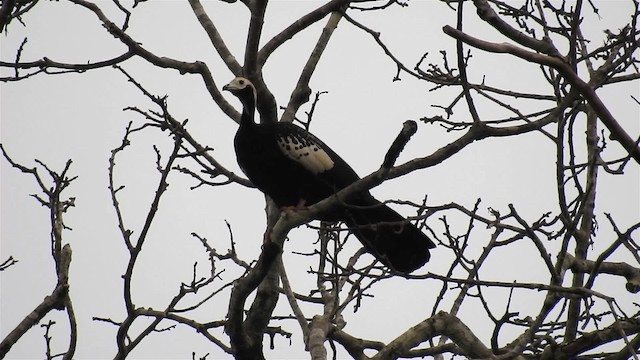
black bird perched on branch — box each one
[223,76,435,274]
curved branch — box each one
[330,329,385,359]
[454,0,481,124]
[135,308,232,353]
[372,311,493,360]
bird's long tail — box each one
[342,196,435,274]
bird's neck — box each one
[239,93,257,127]
[241,107,256,128]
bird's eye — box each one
[239,79,245,85]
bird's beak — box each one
[222,84,231,92]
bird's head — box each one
[223,77,257,109]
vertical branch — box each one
[243,258,280,350]
[565,4,599,337]
[0,147,76,358]
[104,69,198,357]
[225,241,281,360]
[241,0,278,124]
[438,205,498,348]
[279,258,310,340]
[188,0,243,75]
[308,314,331,360]
[226,196,283,360]
[49,159,74,275]
[454,0,481,124]
[431,199,481,318]
[113,133,184,359]
[280,11,343,123]
[61,293,77,360]
[244,0,268,75]
[565,105,600,341]
[307,223,342,360]
[553,96,582,283]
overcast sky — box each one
[1,1,639,359]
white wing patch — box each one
[277,134,334,174]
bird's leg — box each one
[263,224,272,244]
[280,198,307,213]
[264,199,306,244]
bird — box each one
[223,76,435,274]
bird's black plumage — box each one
[223,77,435,274]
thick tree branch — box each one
[0,272,70,357]
[243,259,280,353]
[244,0,267,74]
[382,120,417,168]
[472,0,562,57]
[372,311,494,360]
[563,253,640,294]
[560,318,640,359]
[225,242,281,360]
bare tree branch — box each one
[0,146,76,358]
[188,0,243,75]
[281,11,343,123]
[442,25,640,164]
[373,311,494,360]
[2,1,638,359]
[257,0,352,67]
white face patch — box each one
[277,133,334,174]
[225,77,257,105]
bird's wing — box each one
[275,123,335,175]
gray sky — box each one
[1,1,639,359]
